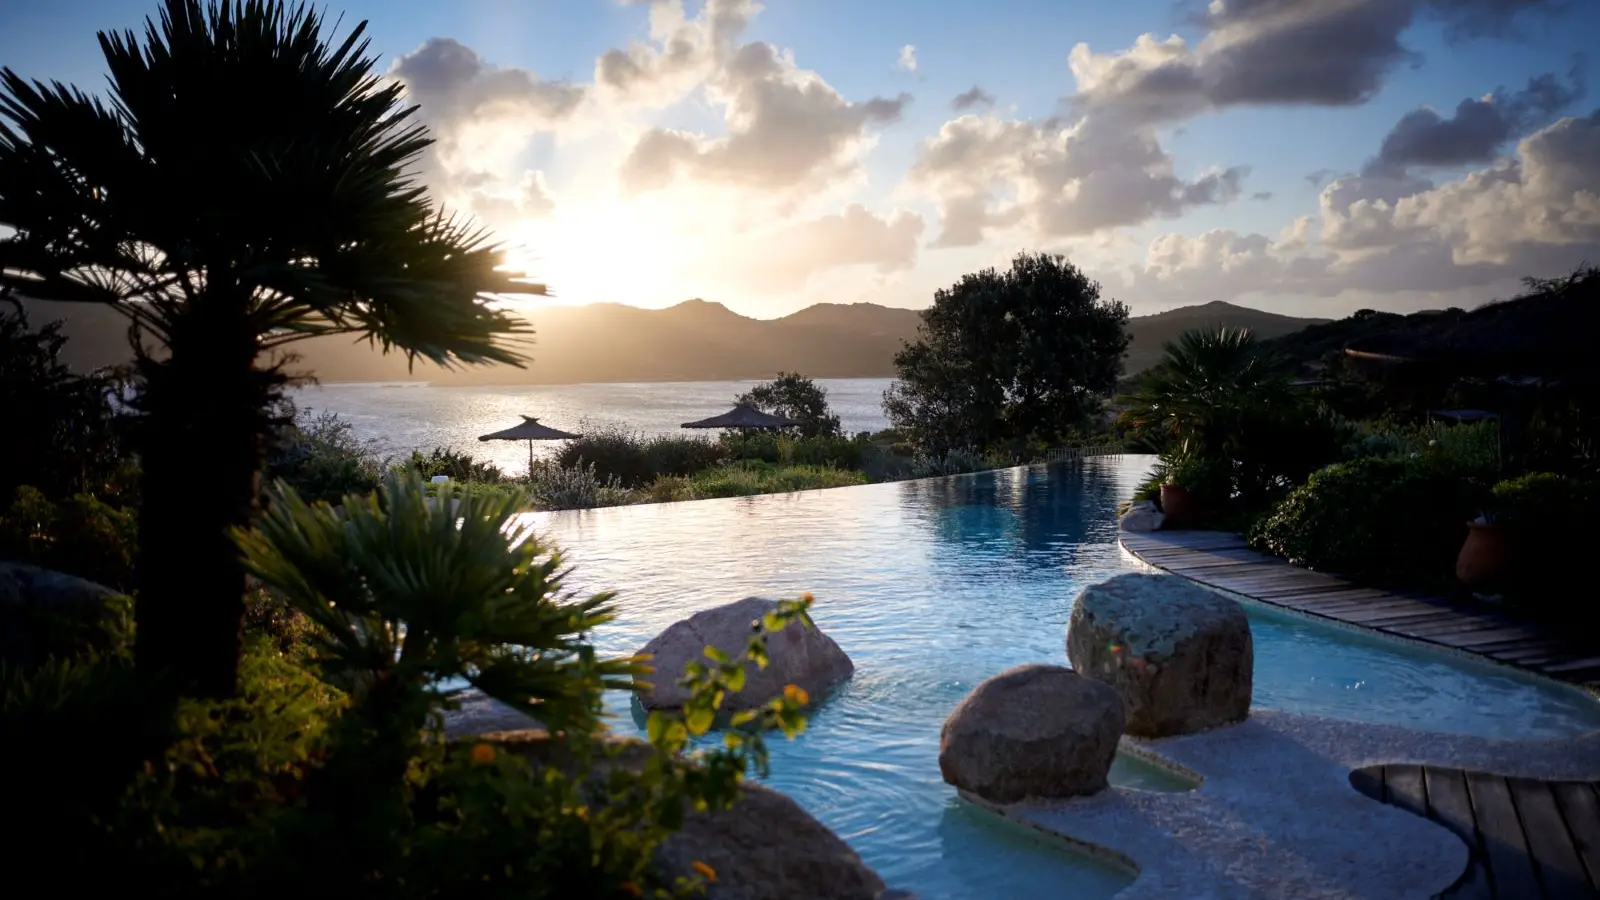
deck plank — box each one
[1120,531,1600,687]
[1385,764,1429,819]
[1550,782,1600,892]
[1467,771,1546,899]
[1508,778,1593,897]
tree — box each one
[0,295,131,502]
[736,372,842,439]
[883,251,1130,455]
[0,0,543,698]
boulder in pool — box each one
[636,596,854,711]
[1119,500,1165,533]
[478,729,894,899]
[1067,572,1253,738]
[938,663,1124,804]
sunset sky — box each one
[3,0,1598,319]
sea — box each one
[288,378,895,475]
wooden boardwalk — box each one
[1352,764,1600,899]
[1119,530,1600,690]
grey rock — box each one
[1068,572,1253,738]
[478,729,887,899]
[636,596,854,711]
[939,663,1125,804]
[1119,500,1165,533]
[0,562,127,666]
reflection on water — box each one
[512,456,1600,900]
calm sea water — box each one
[494,457,1600,900]
[290,379,894,474]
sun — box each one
[499,198,694,310]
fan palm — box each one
[0,0,543,697]
[1123,326,1294,460]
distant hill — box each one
[1122,301,1332,375]
[16,296,1329,385]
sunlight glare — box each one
[502,199,692,309]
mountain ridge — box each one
[17,296,1330,385]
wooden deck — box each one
[1351,764,1600,899]
[1119,530,1600,690]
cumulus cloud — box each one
[707,204,926,293]
[898,45,918,73]
[908,112,1247,246]
[594,0,758,107]
[1122,109,1600,305]
[951,85,996,111]
[469,170,557,226]
[620,41,911,194]
[1365,65,1585,174]
[389,38,585,219]
[1067,0,1569,126]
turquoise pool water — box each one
[510,455,1600,900]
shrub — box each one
[0,485,138,591]
[643,435,729,478]
[1248,457,1489,587]
[645,475,698,503]
[527,461,634,510]
[265,410,383,504]
[1347,418,1501,479]
[1488,472,1596,616]
[689,461,866,499]
[399,446,505,483]
[556,424,654,488]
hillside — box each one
[1123,301,1332,374]
[18,296,1328,384]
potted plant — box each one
[1158,453,1218,529]
[1455,507,1513,590]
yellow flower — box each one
[783,683,810,705]
[692,861,718,882]
[469,743,496,766]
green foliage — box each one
[0,303,135,502]
[1486,472,1597,616]
[686,461,868,499]
[1122,326,1351,517]
[1248,457,1489,587]
[735,373,842,439]
[0,485,139,590]
[885,251,1131,455]
[528,460,636,510]
[720,432,867,469]
[558,424,657,487]
[1347,418,1502,479]
[265,408,385,505]
[242,588,320,660]
[644,436,731,478]
[399,446,506,483]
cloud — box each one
[1066,0,1570,127]
[389,38,585,220]
[706,204,926,293]
[594,0,759,107]
[1365,64,1585,174]
[898,45,918,73]
[951,85,996,111]
[1121,109,1600,305]
[620,41,911,194]
[469,170,557,226]
[392,37,586,127]
[907,112,1248,246]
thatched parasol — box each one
[681,403,796,431]
[479,416,581,472]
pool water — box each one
[509,456,1600,900]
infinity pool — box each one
[513,455,1600,900]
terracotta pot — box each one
[1159,483,1197,529]
[1455,521,1514,589]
